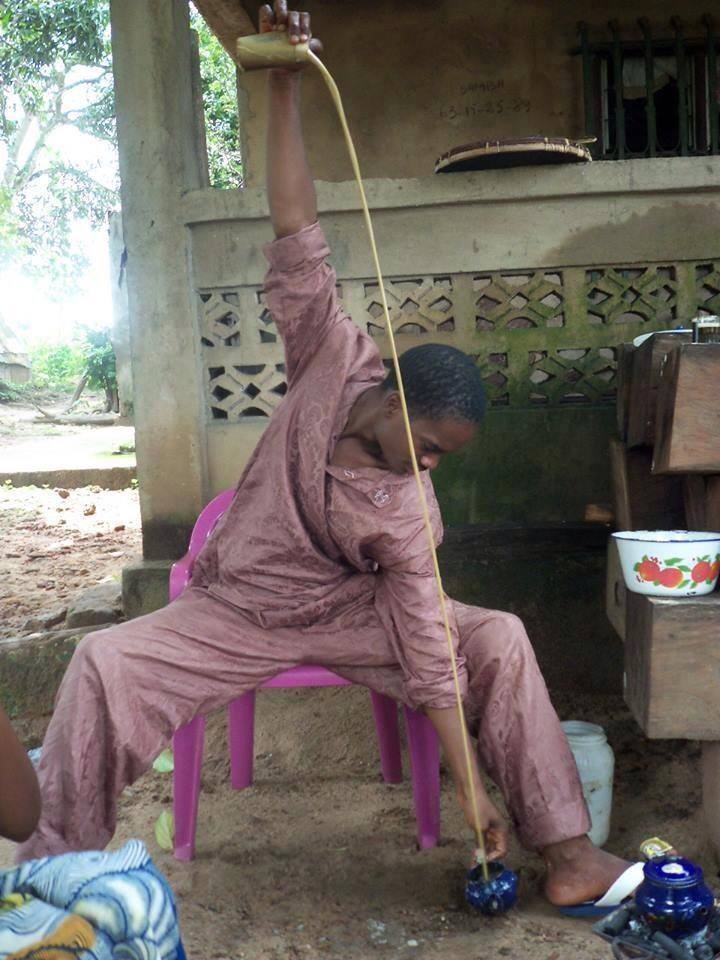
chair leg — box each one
[172,714,206,861]
[404,706,441,849]
[370,691,403,783]
[228,691,256,790]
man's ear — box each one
[383,390,402,416]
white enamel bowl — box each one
[612,530,720,597]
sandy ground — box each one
[0,484,141,637]
[0,397,715,959]
[110,693,712,960]
[2,691,711,960]
[0,391,140,637]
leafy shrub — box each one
[29,342,85,389]
[29,328,117,404]
[82,327,116,394]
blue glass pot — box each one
[465,861,518,916]
[635,856,715,939]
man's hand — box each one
[259,1,322,63]
[458,789,508,862]
[425,705,509,861]
[260,1,309,42]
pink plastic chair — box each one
[169,489,440,860]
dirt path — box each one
[0,391,135,472]
[0,429,135,472]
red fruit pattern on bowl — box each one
[657,567,683,588]
[633,553,720,592]
[636,559,661,582]
[691,560,714,583]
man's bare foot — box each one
[542,835,633,906]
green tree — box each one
[0,0,242,293]
[191,7,243,189]
[0,0,116,289]
[27,328,118,410]
[81,326,117,412]
[29,341,85,388]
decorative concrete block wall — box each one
[182,158,720,524]
[197,259,715,421]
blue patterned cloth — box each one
[0,839,186,958]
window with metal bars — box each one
[575,17,719,159]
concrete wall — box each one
[439,525,624,694]
[0,313,30,383]
[185,157,720,524]
[238,0,712,184]
[112,0,720,565]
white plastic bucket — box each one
[561,720,615,846]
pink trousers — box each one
[18,587,589,861]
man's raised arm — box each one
[262,2,320,238]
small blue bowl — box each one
[465,861,518,916]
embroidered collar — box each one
[326,462,430,509]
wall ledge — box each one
[182,155,720,225]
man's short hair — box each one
[383,344,486,423]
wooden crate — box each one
[606,538,626,641]
[625,592,720,738]
[680,476,720,531]
[609,438,685,530]
[708,476,720,530]
[683,475,708,529]
[615,342,635,442]
[626,332,692,448]
[653,343,720,473]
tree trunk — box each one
[64,373,89,413]
[104,383,120,414]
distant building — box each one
[0,312,30,384]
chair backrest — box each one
[172,492,353,690]
[185,488,235,563]
[169,489,235,601]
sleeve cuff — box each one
[263,221,330,273]
[404,668,469,711]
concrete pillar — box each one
[107,213,133,420]
[110,0,209,560]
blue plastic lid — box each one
[644,856,704,886]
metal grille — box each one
[576,16,719,159]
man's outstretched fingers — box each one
[274,0,288,30]
[299,11,310,40]
[288,9,300,41]
[259,4,274,32]
[487,824,509,861]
